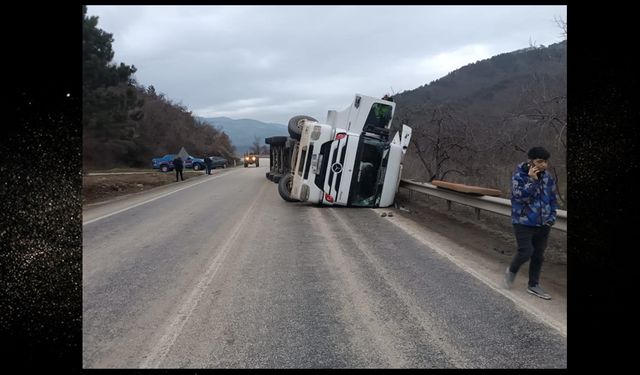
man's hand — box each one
[529,165,540,180]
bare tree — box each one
[251,136,262,154]
[410,106,469,181]
[554,16,567,40]
[508,71,567,207]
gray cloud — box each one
[87,5,566,124]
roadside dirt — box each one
[82,170,205,205]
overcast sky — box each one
[86,5,566,125]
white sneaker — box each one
[527,285,551,300]
[504,267,516,289]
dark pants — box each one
[175,168,184,181]
[509,224,551,287]
[206,165,211,175]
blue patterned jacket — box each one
[511,162,558,227]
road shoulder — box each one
[384,190,567,336]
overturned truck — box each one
[265,94,412,208]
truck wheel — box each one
[193,164,201,171]
[288,115,317,140]
[269,136,288,146]
[278,174,299,202]
[256,160,260,167]
[244,163,248,168]
[160,165,169,173]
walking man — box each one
[504,146,558,300]
[173,156,184,182]
[205,156,213,175]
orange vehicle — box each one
[243,152,259,168]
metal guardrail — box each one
[399,179,567,232]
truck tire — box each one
[278,174,299,202]
[160,165,169,173]
[193,163,201,171]
[288,115,317,140]
[268,136,288,146]
[256,159,260,167]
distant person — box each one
[173,156,184,182]
[504,146,558,300]
[205,156,213,175]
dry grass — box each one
[82,169,204,205]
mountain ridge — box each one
[197,116,287,155]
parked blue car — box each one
[152,154,206,172]
[207,156,228,169]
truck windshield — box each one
[348,136,387,207]
[364,103,393,130]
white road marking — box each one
[83,174,225,226]
[139,183,267,368]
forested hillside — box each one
[392,41,566,208]
[82,6,235,170]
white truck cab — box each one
[285,94,412,207]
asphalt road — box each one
[83,160,566,368]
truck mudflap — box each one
[399,124,412,152]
